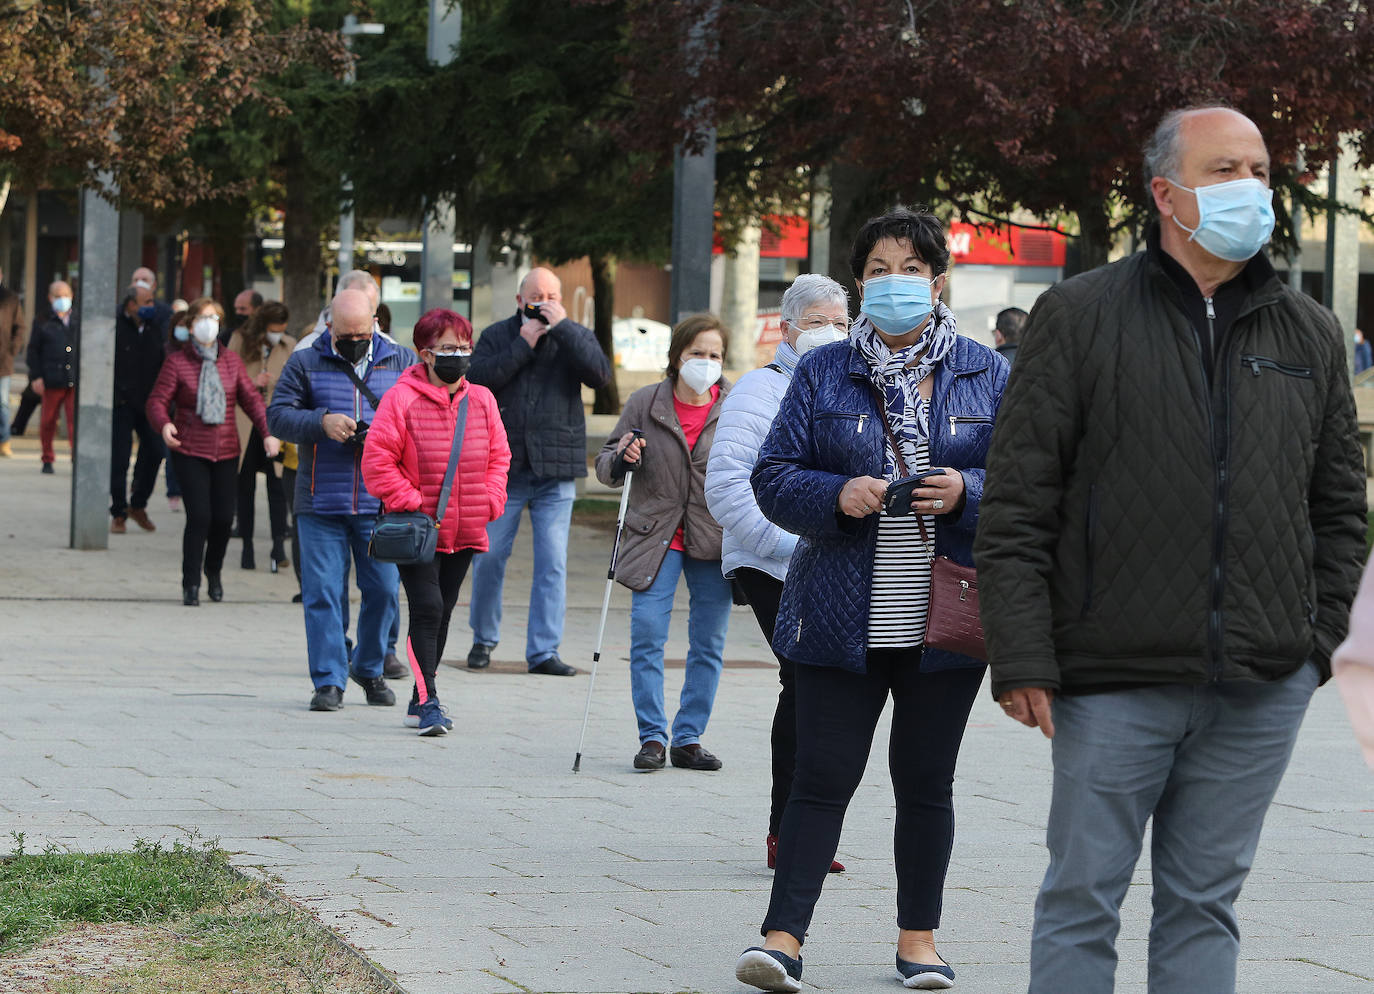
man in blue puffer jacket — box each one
[269,289,418,712]
[704,273,851,872]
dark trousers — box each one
[236,428,287,556]
[397,550,475,704]
[282,467,302,586]
[11,380,40,435]
[174,452,237,588]
[110,402,164,518]
[39,387,75,463]
[762,649,985,943]
[734,567,796,837]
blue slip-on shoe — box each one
[403,699,453,730]
[735,946,802,993]
[414,700,450,737]
[896,954,955,989]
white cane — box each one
[573,437,641,773]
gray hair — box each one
[780,273,849,326]
[337,269,376,294]
[1142,104,1237,199]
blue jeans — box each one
[1029,662,1321,994]
[628,550,732,747]
[0,374,11,443]
[297,512,399,692]
[468,467,576,667]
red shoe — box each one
[767,834,845,873]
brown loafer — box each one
[669,743,722,771]
[127,508,155,531]
[110,517,126,534]
[633,741,666,771]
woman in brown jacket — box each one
[228,301,294,572]
[595,314,733,773]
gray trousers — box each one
[1029,662,1320,994]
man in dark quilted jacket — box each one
[977,107,1367,993]
[464,268,612,676]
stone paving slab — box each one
[1,444,1372,993]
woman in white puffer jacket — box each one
[704,273,851,871]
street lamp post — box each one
[338,14,385,278]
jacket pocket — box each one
[1239,354,1313,379]
[1081,484,1098,619]
[623,506,657,536]
[816,411,872,435]
[946,415,994,437]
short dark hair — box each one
[848,206,950,281]
[412,308,474,353]
[665,313,730,383]
[995,307,1028,343]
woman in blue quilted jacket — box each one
[734,207,1009,994]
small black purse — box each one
[369,396,469,565]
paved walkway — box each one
[1,437,1371,993]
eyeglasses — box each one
[795,314,850,331]
[423,347,472,357]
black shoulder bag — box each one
[369,396,469,565]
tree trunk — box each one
[207,212,247,313]
[282,145,324,337]
[1070,202,1113,277]
[589,253,620,414]
[825,160,886,308]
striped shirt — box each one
[868,440,934,649]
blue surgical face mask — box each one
[137,304,157,322]
[174,326,190,342]
[1167,177,1275,262]
[859,274,935,336]
[52,296,72,315]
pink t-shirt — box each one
[669,384,719,552]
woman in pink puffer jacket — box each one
[362,309,510,736]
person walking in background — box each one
[29,280,78,475]
[228,289,262,342]
[992,306,1026,365]
[465,267,612,676]
[362,309,510,736]
[228,301,294,572]
[595,314,733,772]
[147,298,280,606]
[162,313,191,511]
[1354,328,1371,373]
[268,288,416,713]
[110,284,167,534]
[705,273,851,871]
[736,207,1007,993]
[976,107,1367,994]
[0,265,26,458]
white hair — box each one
[780,273,849,325]
[337,270,376,294]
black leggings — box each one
[236,428,287,555]
[762,649,984,943]
[173,453,237,588]
[398,550,475,705]
[733,567,795,837]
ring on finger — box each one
[932,498,945,510]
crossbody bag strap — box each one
[339,360,382,410]
[432,395,470,525]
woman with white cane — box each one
[593,314,733,772]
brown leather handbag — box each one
[868,383,987,660]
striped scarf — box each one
[848,301,959,479]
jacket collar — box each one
[399,362,468,405]
[1144,222,1284,310]
[773,339,802,374]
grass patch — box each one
[0,834,393,993]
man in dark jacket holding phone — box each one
[465,267,612,676]
[977,107,1367,993]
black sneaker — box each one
[41,463,54,474]
[349,672,395,706]
[735,947,803,993]
[466,643,494,670]
[528,655,576,676]
[310,685,344,711]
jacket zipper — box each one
[948,415,993,437]
[795,618,803,643]
[1239,354,1314,378]
[857,414,867,433]
[1191,296,1226,681]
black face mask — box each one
[335,337,369,364]
[433,354,470,384]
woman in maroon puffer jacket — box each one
[147,298,279,606]
[362,308,510,736]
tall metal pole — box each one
[668,5,718,324]
[338,15,385,276]
[71,178,119,550]
[420,0,462,314]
